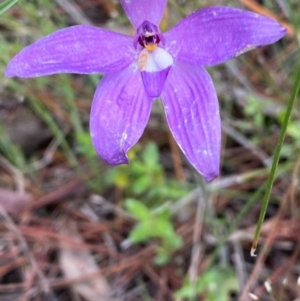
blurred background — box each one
[0,0,299,300]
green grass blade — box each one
[0,0,20,15]
[251,60,300,256]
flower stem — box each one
[251,61,300,256]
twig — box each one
[168,131,186,182]
[0,205,54,298]
[28,137,60,171]
[222,120,271,167]
[55,0,92,25]
[228,210,247,291]
[188,190,206,299]
[170,167,282,215]
[26,177,85,210]
[0,155,25,193]
[90,194,133,220]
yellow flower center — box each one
[145,43,158,52]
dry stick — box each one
[30,90,71,123]
[0,240,154,294]
[275,0,289,18]
[156,270,169,301]
[144,264,164,289]
[26,177,84,210]
[170,167,283,215]
[222,121,271,167]
[227,211,247,291]
[19,225,116,256]
[50,246,155,289]
[188,189,206,299]
[21,269,38,301]
[168,131,186,182]
[55,0,92,25]
[238,186,292,301]
[289,154,300,219]
[0,256,27,276]
[254,239,300,299]
[28,137,61,171]
[0,155,25,193]
[90,194,133,220]
[0,205,54,298]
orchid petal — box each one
[161,62,221,181]
[165,6,287,66]
[139,47,173,98]
[141,67,171,98]
[90,63,152,165]
[119,0,167,29]
[5,25,136,78]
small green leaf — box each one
[142,142,159,167]
[0,0,20,15]
[131,161,147,173]
[128,220,154,243]
[176,267,238,301]
[76,131,97,158]
[154,219,174,238]
[125,199,151,220]
[154,248,171,265]
[156,208,171,220]
[164,233,183,249]
[132,176,151,194]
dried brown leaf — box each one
[58,221,119,301]
[0,188,32,215]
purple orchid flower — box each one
[5,1,286,181]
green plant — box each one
[125,198,182,265]
[175,266,238,301]
[106,142,189,205]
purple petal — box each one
[5,25,136,78]
[141,67,171,98]
[165,6,287,66]
[161,62,221,181]
[119,0,167,29]
[90,63,152,165]
[138,47,173,98]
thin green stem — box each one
[0,0,20,15]
[251,61,300,256]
